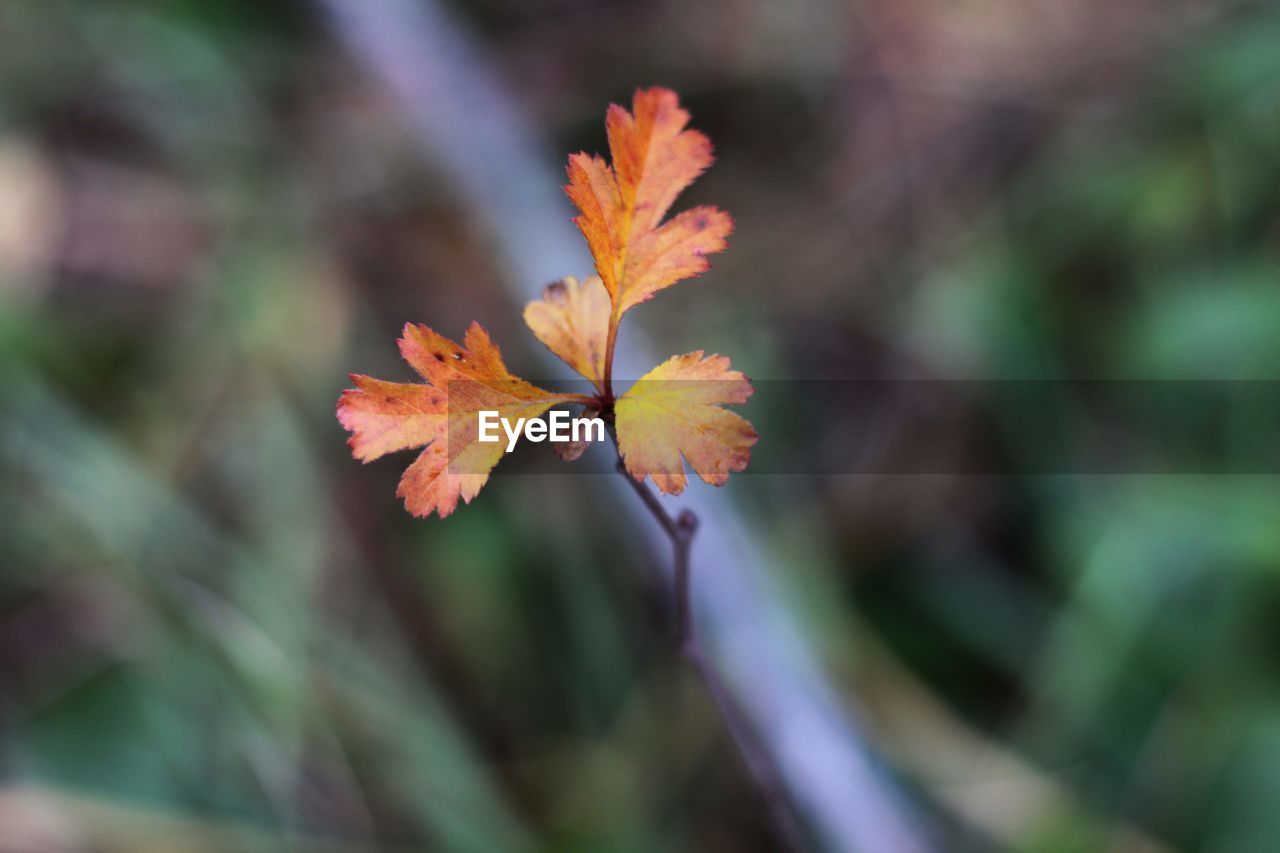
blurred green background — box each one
[3,1,1280,851]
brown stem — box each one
[601,311,620,402]
[615,461,811,853]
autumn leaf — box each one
[339,88,755,518]
[615,351,757,495]
[338,322,583,518]
[565,88,733,372]
[523,275,610,392]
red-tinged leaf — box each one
[566,88,733,318]
[337,322,581,518]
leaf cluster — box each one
[338,89,756,517]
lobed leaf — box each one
[565,88,733,318]
[523,275,610,391]
[338,322,579,517]
[615,351,757,495]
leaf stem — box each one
[601,312,619,402]
[613,459,810,852]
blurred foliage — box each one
[2,0,1280,851]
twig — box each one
[615,461,811,852]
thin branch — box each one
[616,461,810,852]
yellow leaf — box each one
[338,322,582,517]
[615,351,757,495]
[523,275,610,392]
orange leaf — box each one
[566,88,733,318]
[523,275,610,392]
[615,351,757,495]
[338,322,581,517]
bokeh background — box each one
[3,1,1280,851]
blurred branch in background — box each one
[314,0,929,851]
